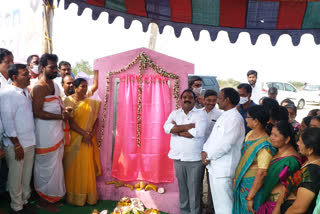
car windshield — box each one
[304,85,320,91]
[267,82,284,90]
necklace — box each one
[276,146,297,157]
[301,158,320,168]
[247,130,267,141]
[273,150,292,159]
[73,94,85,102]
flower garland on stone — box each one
[99,52,180,148]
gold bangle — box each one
[14,145,22,149]
[246,196,254,201]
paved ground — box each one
[296,103,320,123]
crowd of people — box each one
[165,71,320,214]
[1,46,320,214]
[0,48,100,214]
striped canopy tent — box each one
[55,0,320,46]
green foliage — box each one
[72,60,93,76]
[289,81,304,91]
[217,78,241,89]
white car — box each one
[302,84,320,104]
[260,82,305,109]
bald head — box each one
[62,74,74,96]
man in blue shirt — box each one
[237,83,257,134]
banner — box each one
[0,0,42,63]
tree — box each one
[289,81,305,91]
[217,78,241,89]
[72,60,93,76]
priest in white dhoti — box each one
[31,54,70,212]
[201,88,245,214]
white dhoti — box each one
[34,95,65,202]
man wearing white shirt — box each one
[201,89,222,214]
[0,48,14,202]
[202,90,222,141]
[0,119,4,163]
[60,74,74,100]
[0,120,6,214]
[201,88,245,214]
[164,89,207,214]
[53,61,73,98]
[247,70,260,104]
[0,48,14,90]
[0,64,36,213]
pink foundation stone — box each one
[94,48,194,214]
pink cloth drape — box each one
[256,201,276,214]
[111,74,174,183]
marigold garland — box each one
[99,52,180,148]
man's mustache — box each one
[184,101,191,104]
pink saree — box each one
[111,74,174,183]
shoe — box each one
[23,204,37,214]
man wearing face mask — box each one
[188,76,204,108]
[27,55,40,79]
[201,89,222,214]
[27,54,40,88]
[237,83,256,134]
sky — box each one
[52,0,320,84]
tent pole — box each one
[148,23,158,50]
[42,0,53,54]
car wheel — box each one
[297,99,305,109]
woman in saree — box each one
[261,97,280,136]
[296,116,312,142]
[313,193,320,214]
[273,128,320,214]
[257,121,301,213]
[63,78,101,206]
[233,105,276,214]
